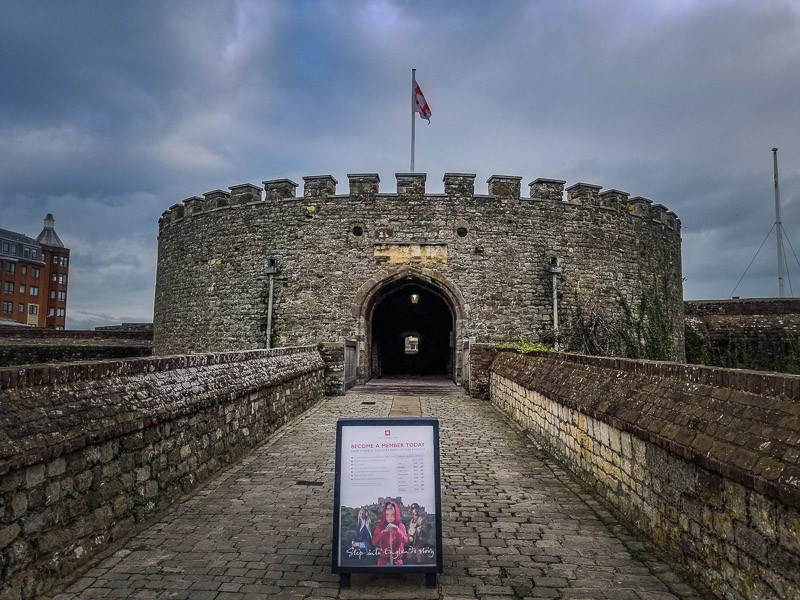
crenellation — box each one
[529,178,566,202]
[203,189,231,209]
[651,203,670,226]
[566,182,603,206]
[303,175,338,198]
[347,173,380,196]
[263,178,298,201]
[628,196,653,218]
[395,172,426,196]
[443,173,476,197]
[228,183,263,205]
[182,196,205,216]
[667,211,681,232]
[599,189,630,212]
[167,203,184,222]
[487,175,522,199]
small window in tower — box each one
[60,257,68,267]
[404,335,419,354]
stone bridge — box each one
[1,347,798,600]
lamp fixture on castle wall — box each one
[548,256,562,333]
[265,258,278,349]
[410,293,419,304]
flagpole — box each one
[411,68,416,173]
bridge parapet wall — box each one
[0,347,324,600]
[487,349,800,600]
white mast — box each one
[773,148,785,297]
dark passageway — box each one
[371,283,454,377]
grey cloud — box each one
[2,0,800,329]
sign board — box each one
[332,417,443,575]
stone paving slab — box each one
[43,381,704,600]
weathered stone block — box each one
[25,465,45,489]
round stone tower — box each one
[153,172,683,383]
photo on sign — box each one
[335,422,439,569]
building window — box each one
[9,244,16,255]
[30,286,39,297]
[29,304,38,315]
[21,265,27,275]
[50,290,55,299]
[53,255,59,264]
[56,308,65,318]
[56,326,64,330]
[6,262,14,274]
[48,308,54,316]
[18,303,24,313]
[32,268,39,278]
[60,257,68,267]
[58,290,66,301]
[4,282,13,293]
[52,273,57,282]
[58,274,67,285]
[19,284,25,294]
[23,247,30,258]
[2,301,11,314]
[1,242,7,252]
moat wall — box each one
[153,173,684,376]
[0,347,324,600]
[480,348,800,600]
[685,298,800,374]
[0,326,153,367]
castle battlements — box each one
[158,172,681,235]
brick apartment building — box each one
[0,214,70,328]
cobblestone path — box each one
[47,379,703,600]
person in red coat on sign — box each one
[371,500,408,565]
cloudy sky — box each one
[1,0,799,329]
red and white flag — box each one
[414,78,431,123]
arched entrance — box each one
[353,268,467,384]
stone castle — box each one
[154,172,683,385]
[5,175,800,600]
